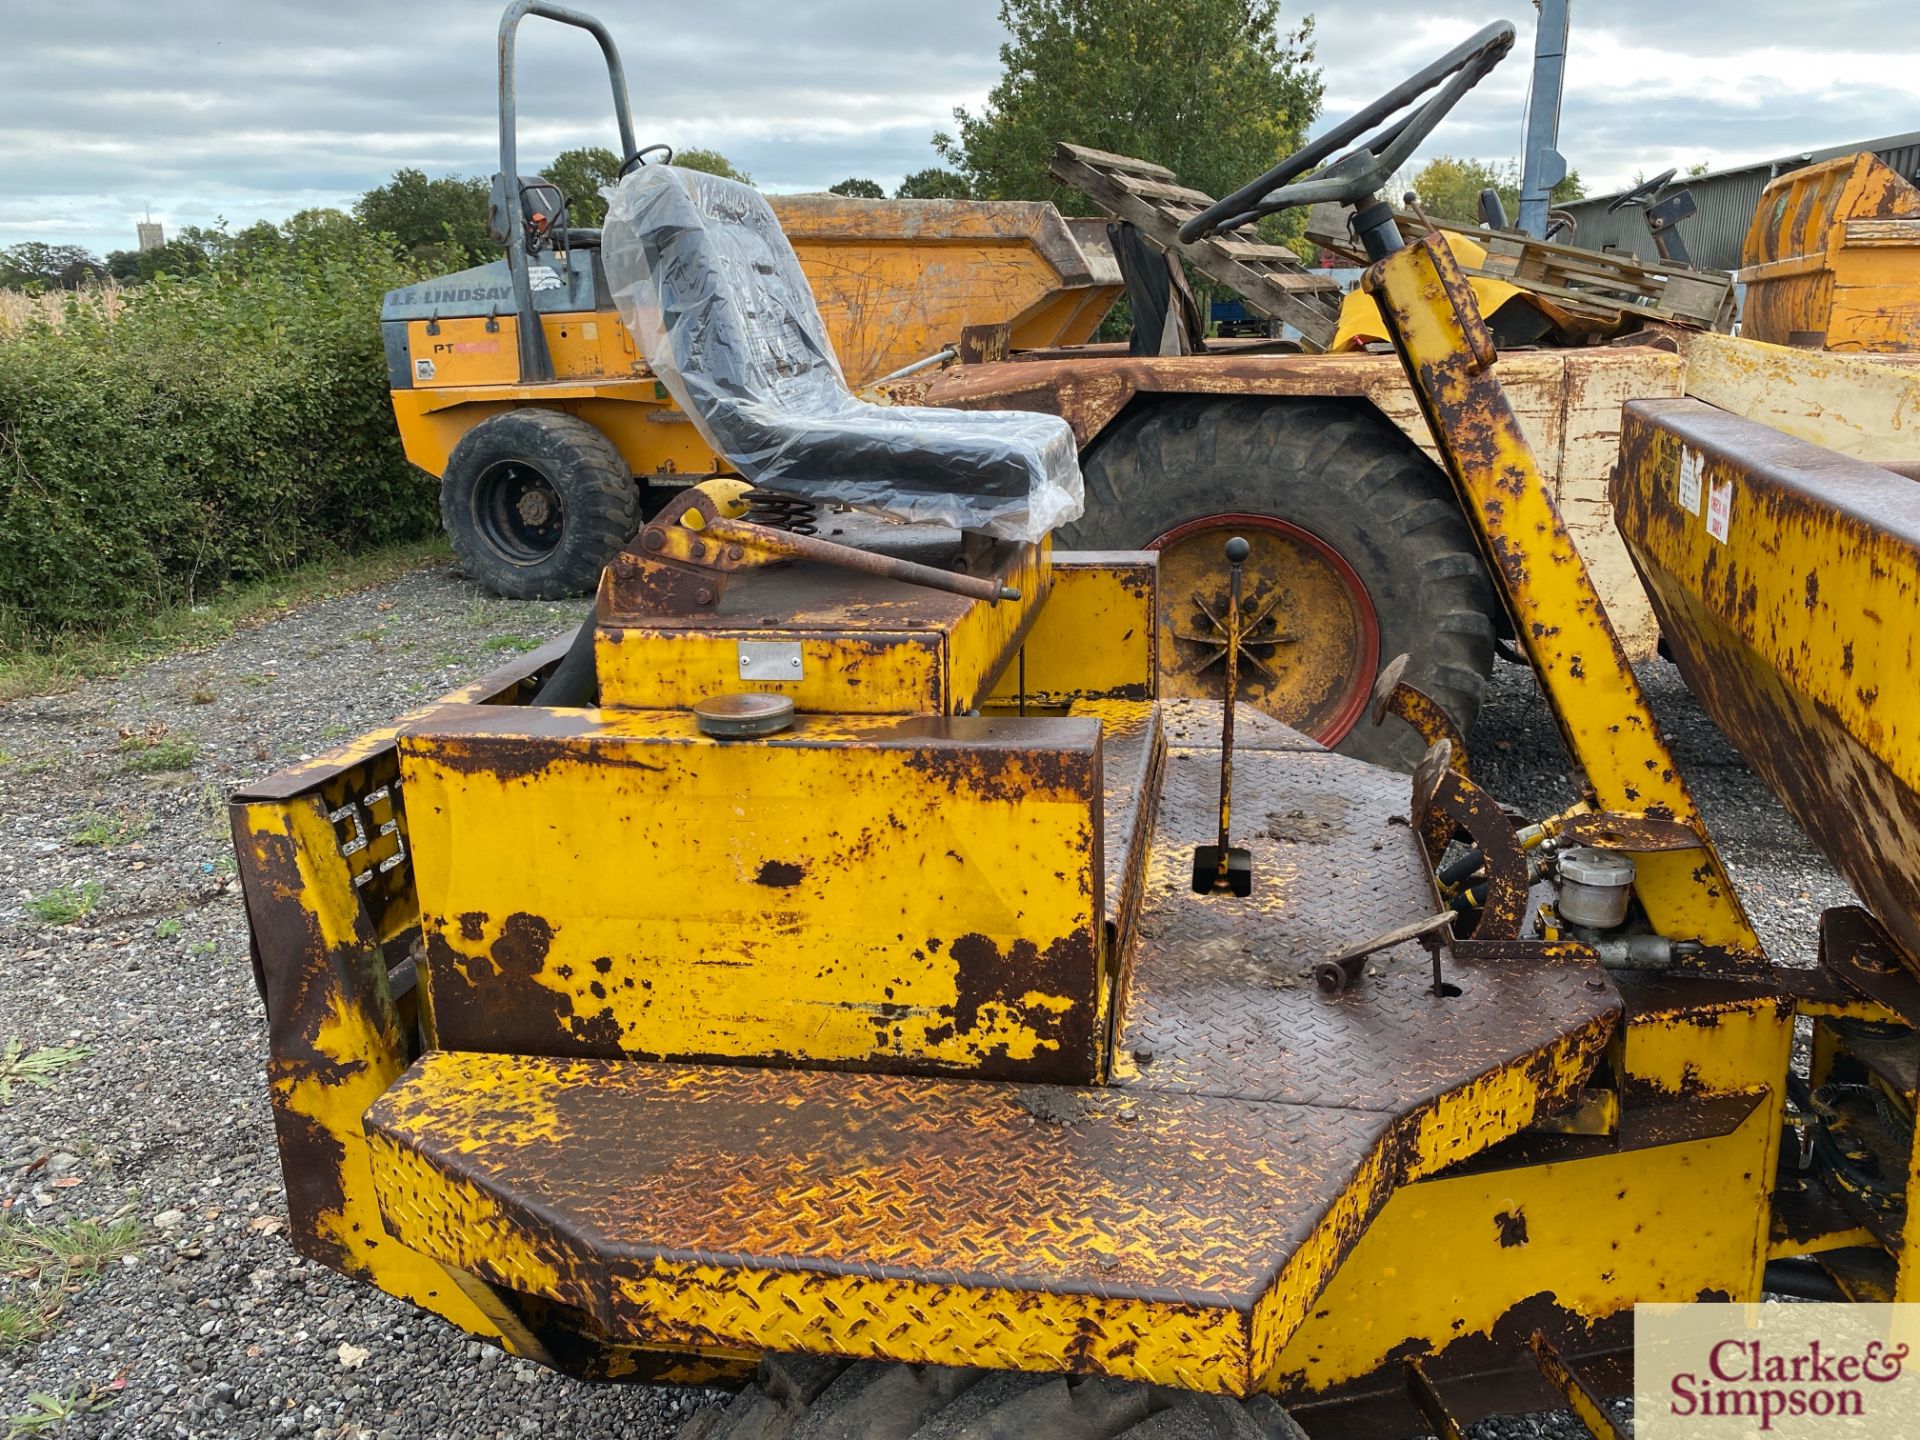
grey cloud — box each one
[2,0,1916,256]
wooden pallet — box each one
[1048,143,1343,351]
[1307,205,1736,334]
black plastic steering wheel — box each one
[1607,168,1676,213]
[618,143,675,179]
[1180,21,1515,243]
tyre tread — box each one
[439,407,638,599]
[681,1359,1300,1440]
[1062,395,1497,767]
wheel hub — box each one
[473,461,566,565]
[1150,514,1381,745]
[516,490,556,527]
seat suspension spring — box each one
[745,489,820,536]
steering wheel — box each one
[1607,168,1676,213]
[1179,21,1515,242]
[618,143,675,179]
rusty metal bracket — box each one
[1554,810,1704,853]
[1412,740,1529,941]
[1529,1331,1629,1440]
[1821,905,1920,1026]
[1370,652,1468,778]
[610,485,1022,617]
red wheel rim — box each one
[1148,512,1382,745]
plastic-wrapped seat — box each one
[600,165,1083,544]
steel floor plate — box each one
[368,1051,1396,1393]
[365,702,1620,1394]
[1114,735,1621,1123]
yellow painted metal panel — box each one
[1613,400,1920,969]
[987,554,1157,709]
[1680,332,1920,462]
[229,794,508,1348]
[771,194,1121,387]
[1269,1096,1778,1394]
[398,708,1106,1081]
[388,385,725,482]
[595,544,1049,716]
[1621,987,1793,1101]
[596,628,947,714]
[406,312,645,390]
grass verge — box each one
[0,1216,142,1353]
[0,537,450,702]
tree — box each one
[354,167,492,259]
[281,207,365,249]
[542,146,623,226]
[936,0,1320,234]
[134,236,213,280]
[895,168,972,200]
[673,148,752,184]
[0,242,103,290]
[1399,155,1584,226]
[828,177,886,199]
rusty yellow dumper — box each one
[243,21,1920,1435]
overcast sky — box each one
[3,1,1917,257]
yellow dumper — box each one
[241,23,1920,1433]
[384,189,1118,597]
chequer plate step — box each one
[368,1051,1402,1394]
[1116,739,1622,1155]
[366,708,1619,1393]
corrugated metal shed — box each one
[1558,131,1920,272]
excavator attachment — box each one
[1737,152,1920,354]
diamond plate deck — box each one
[368,1052,1395,1394]
[1115,740,1621,1134]
[365,703,1620,1394]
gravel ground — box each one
[0,560,1855,1439]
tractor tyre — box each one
[1061,396,1498,770]
[440,408,639,599]
[678,1354,1308,1440]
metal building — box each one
[1558,130,1920,272]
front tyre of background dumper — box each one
[440,408,639,599]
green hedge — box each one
[0,229,437,644]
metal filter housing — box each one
[1556,845,1636,929]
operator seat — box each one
[600,165,1083,544]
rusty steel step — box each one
[365,712,1620,1395]
[368,1050,1399,1395]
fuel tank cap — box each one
[694,692,796,739]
